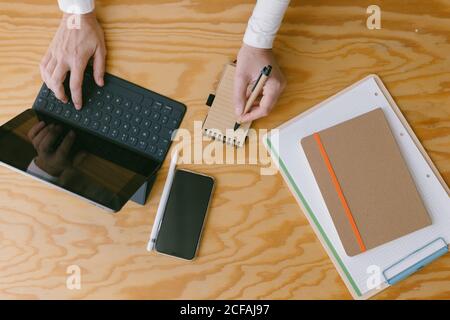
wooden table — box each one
[0,0,449,299]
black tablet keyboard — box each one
[32,67,186,161]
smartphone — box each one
[155,169,215,260]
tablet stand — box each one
[130,174,157,205]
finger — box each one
[239,106,269,123]
[56,130,75,159]
[93,48,106,87]
[70,59,88,109]
[45,58,57,81]
[39,51,52,83]
[233,72,251,117]
[32,125,52,150]
[257,79,283,114]
[28,121,46,141]
[51,63,69,103]
[39,126,62,153]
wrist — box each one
[34,158,61,177]
[242,43,272,54]
[62,11,96,20]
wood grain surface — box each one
[0,0,449,299]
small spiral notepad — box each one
[202,63,252,147]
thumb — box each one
[233,72,250,117]
[93,48,106,87]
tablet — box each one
[0,109,160,212]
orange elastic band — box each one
[313,133,367,253]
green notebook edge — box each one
[265,135,362,297]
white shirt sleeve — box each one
[27,159,59,184]
[243,0,290,49]
[58,0,95,14]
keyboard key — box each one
[40,86,50,97]
[133,105,141,113]
[94,111,102,119]
[121,123,130,131]
[133,116,142,124]
[112,119,121,127]
[156,148,165,158]
[138,140,147,149]
[161,127,174,138]
[124,100,132,108]
[63,110,71,118]
[124,112,132,121]
[147,145,156,154]
[102,114,111,123]
[168,118,179,128]
[151,112,160,121]
[55,105,62,114]
[114,96,122,105]
[161,115,169,124]
[143,108,151,117]
[105,92,113,101]
[110,129,119,138]
[151,123,161,132]
[95,89,103,97]
[91,121,100,130]
[128,136,137,145]
[131,126,140,136]
[73,113,81,121]
[114,108,123,117]
[158,138,170,149]
[47,103,55,112]
[152,101,162,110]
[105,105,114,113]
[101,125,109,134]
[120,133,128,142]
[150,134,159,144]
[141,131,150,139]
[143,120,151,127]
[162,105,172,115]
[82,117,90,126]
[35,97,47,109]
[96,101,104,108]
[82,107,92,115]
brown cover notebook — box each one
[301,108,431,257]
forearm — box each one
[243,0,290,49]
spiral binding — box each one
[203,128,242,147]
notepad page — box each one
[203,63,251,147]
[266,76,450,297]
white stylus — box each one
[147,148,179,251]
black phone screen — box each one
[155,169,214,260]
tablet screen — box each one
[0,109,160,211]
